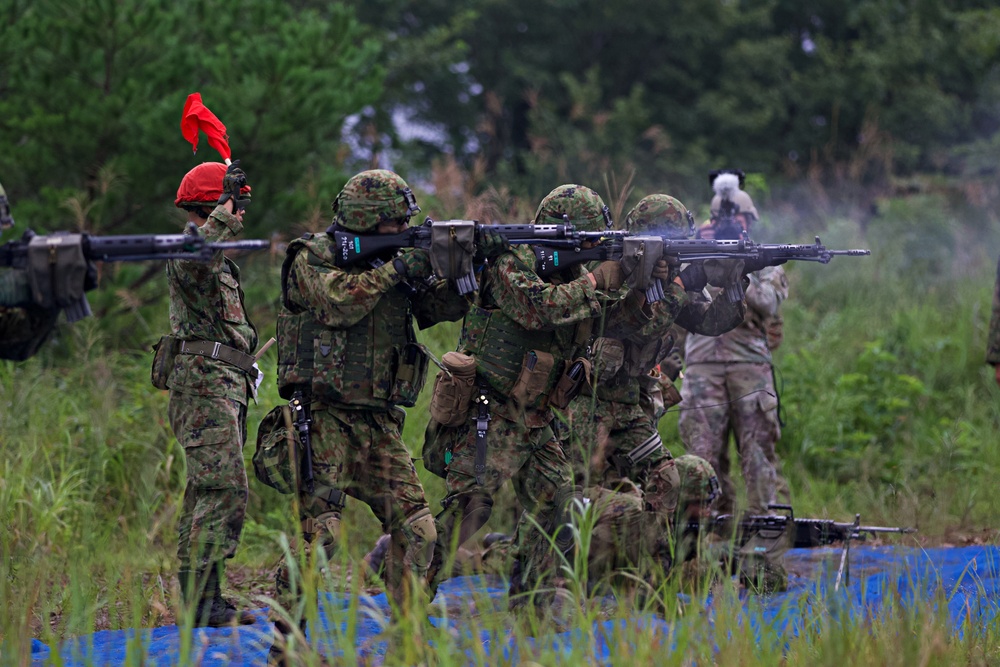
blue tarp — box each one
[27,546,1000,665]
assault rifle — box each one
[0,224,270,322]
[330,218,626,295]
[533,236,871,304]
[686,504,916,590]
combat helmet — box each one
[709,172,759,222]
[533,184,612,233]
[175,162,228,209]
[624,194,694,238]
[675,454,721,509]
[331,169,420,233]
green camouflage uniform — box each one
[565,195,745,515]
[988,257,1000,366]
[431,184,647,602]
[274,170,467,609]
[166,204,258,574]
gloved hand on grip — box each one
[475,227,509,261]
[393,248,434,280]
[218,160,252,209]
[704,258,746,287]
[660,348,684,382]
[650,258,676,283]
[678,263,708,292]
[590,260,625,292]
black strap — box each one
[474,384,490,485]
[178,339,256,374]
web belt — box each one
[178,339,256,375]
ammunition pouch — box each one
[429,220,476,282]
[150,334,180,390]
[620,236,664,292]
[549,357,592,411]
[510,349,555,410]
[591,337,625,384]
[389,342,429,407]
[429,351,477,426]
[252,405,298,494]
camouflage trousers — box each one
[456,485,673,594]
[433,400,575,601]
[168,392,248,572]
[678,362,789,514]
[564,395,680,517]
[282,405,434,608]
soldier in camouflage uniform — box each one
[0,182,63,361]
[269,170,467,651]
[428,184,646,606]
[565,194,747,519]
[165,161,257,626]
[988,256,1000,387]
[679,182,790,516]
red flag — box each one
[180,93,232,161]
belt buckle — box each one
[211,342,221,358]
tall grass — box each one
[1,191,998,664]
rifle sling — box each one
[178,339,256,375]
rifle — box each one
[686,504,916,589]
[0,224,270,322]
[533,236,871,304]
[330,217,626,295]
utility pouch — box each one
[510,349,555,409]
[390,342,430,407]
[429,351,477,426]
[620,236,664,291]
[549,357,592,410]
[252,405,298,495]
[591,337,625,384]
[150,335,180,390]
[429,220,478,293]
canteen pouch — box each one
[510,349,555,410]
[252,405,297,494]
[429,351,477,426]
[389,342,430,407]
[549,357,592,410]
[150,335,180,390]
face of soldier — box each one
[376,217,409,235]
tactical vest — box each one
[459,304,564,398]
[277,234,422,409]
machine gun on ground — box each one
[685,504,916,590]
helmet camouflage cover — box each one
[533,184,611,233]
[332,169,420,233]
[675,454,721,508]
[624,194,694,238]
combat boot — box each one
[183,565,257,627]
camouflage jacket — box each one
[988,257,1000,365]
[684,266,788,365]
[166,206,258,403]
[285,243,468,333]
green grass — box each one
[1,194,999,664]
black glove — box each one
[218,160,251,209]
[678,263,708,292]
[393,248,434,280]
[475,227,509,262]
[660,348,684,382]
[742,257,786,274]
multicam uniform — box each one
[166,203,257,578]
[679,265,789,515]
